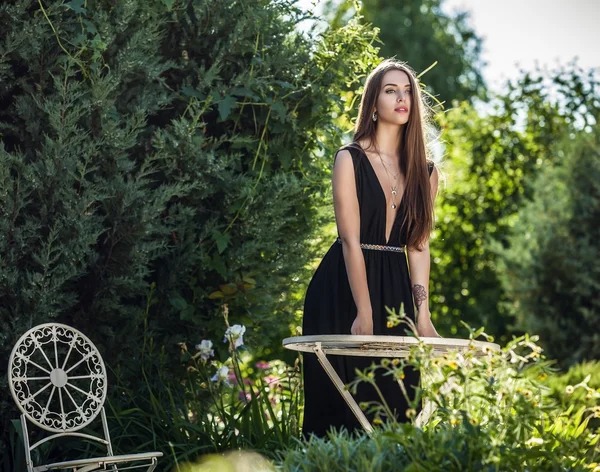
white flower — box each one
[195,340,214,361]
[211,365,230,386]
[223,324,246,349]
[525,437,544,447]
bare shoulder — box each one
[332,148,356,190]
[333,148,354,171]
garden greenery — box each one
[0,0,380,465]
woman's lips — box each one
[394,107,408,113]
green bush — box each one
[428,65,600,344]
[279,428,411,471]
[499,120,600,366]
[104,301,304,470]
[0,0,381,467]
[279,321,600,471]
[536,360,600,412]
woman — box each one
[302,58,441,438]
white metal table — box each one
[283,335,500,433]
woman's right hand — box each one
[351,312,373,335]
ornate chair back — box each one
[8,323,161,472]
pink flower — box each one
[238,391,252,403]
[264,375,279,386]
[227,372,238,384]
[255,361,270,370]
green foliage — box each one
[0,0,381,466]
[280,325,600,471]
[279,428,411,471]
[175,451,276,472]
[429,65,600,343]
[322,0,487,105]
[499,122,600,366]
[2,421,26,472]
[105,302,304,471]
[537,361,600,414]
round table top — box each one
[282,335,500,358]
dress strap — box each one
[336,238,405,253]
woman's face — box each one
[374,69,412,126]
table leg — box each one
[414,375,458,427]
[313,342,374,434]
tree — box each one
[499,123,600,367]
[428,64,599,343]
[322,0,487,105]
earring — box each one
[372,111,377,122]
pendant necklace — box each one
[376,150,400,209]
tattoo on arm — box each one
[412,284,427,309]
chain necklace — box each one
[376,150,400,209]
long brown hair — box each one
[351,58,435,250]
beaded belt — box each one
[336,238,405,253]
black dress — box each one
[301,142,434,438]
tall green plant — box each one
[499,119,600,366]
[105,299,303,470]
[280,321,600,471]
[429,65,600,342]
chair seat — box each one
[36,452,163,471]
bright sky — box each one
[442,0,600,93]
[297,0,600,94]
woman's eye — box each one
[385,89,394,94]
[406,89,412,94]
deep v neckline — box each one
[354,143,405,245]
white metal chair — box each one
[8,323,163,472]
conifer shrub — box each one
[0,0,380,465]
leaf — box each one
[230,87,259,100]
[82,19,97,35]
[279,151,291,170]
[210,253,228,278]
[573,416,590,438]
[72,34,87,46]
[168,294,187,310]
[65,0,87,14]
[181,86,203,99]
[208,291,224,299]
[219,284,237,295]
[218,95,237,122]
[212,231,230,254]
[179,305,195,321]
[274,80,294,90]
[270,100,287,120]
[161,0,175,10]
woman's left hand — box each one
[416,311,441,338]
